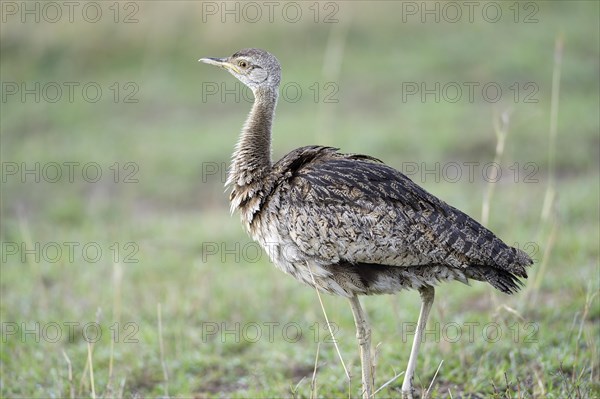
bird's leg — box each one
[348,295,374,399]
[402,286,435,399]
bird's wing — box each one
[271,146,530,276]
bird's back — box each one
[237,146,532,296]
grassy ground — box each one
[1,1,599,398]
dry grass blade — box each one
[118,377,127,399]
[107,330,115,393]
[541,34,564,222]
[526,34,565,304]
[311,342,321,399]
[576,284,598,342]
[79,308,101,396]
[424,359,444,399]
[62,350,74,399]
[78,347,90,395]
[533,366,546,397]
[291,376,305,398]
[494,304,526,322]
[107,262,122,394]
[531,213,559,295]
[87,342,96,399]
[157,303,170,397]
[306,263,350,381]
[373,370,404,396]
[481,110,510,227]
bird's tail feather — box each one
[465,266,526,294]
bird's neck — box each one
[227,86,278,188]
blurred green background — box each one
[1,1,598,397]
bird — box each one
[199,48,533,398]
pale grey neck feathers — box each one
[228,86,278,188]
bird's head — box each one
[199,48,281,92]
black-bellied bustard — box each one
[199,48,532,398]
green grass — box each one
[1,1,599,398]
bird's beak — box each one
[199,57,238,73]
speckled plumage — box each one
[231,145,531,297]
[201,48,533,298]
[200,48,533,397]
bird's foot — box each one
[401,376,414,399]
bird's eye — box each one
[238,60,248,68]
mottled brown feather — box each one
[207,48,532,297]
[233,146,532,296]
